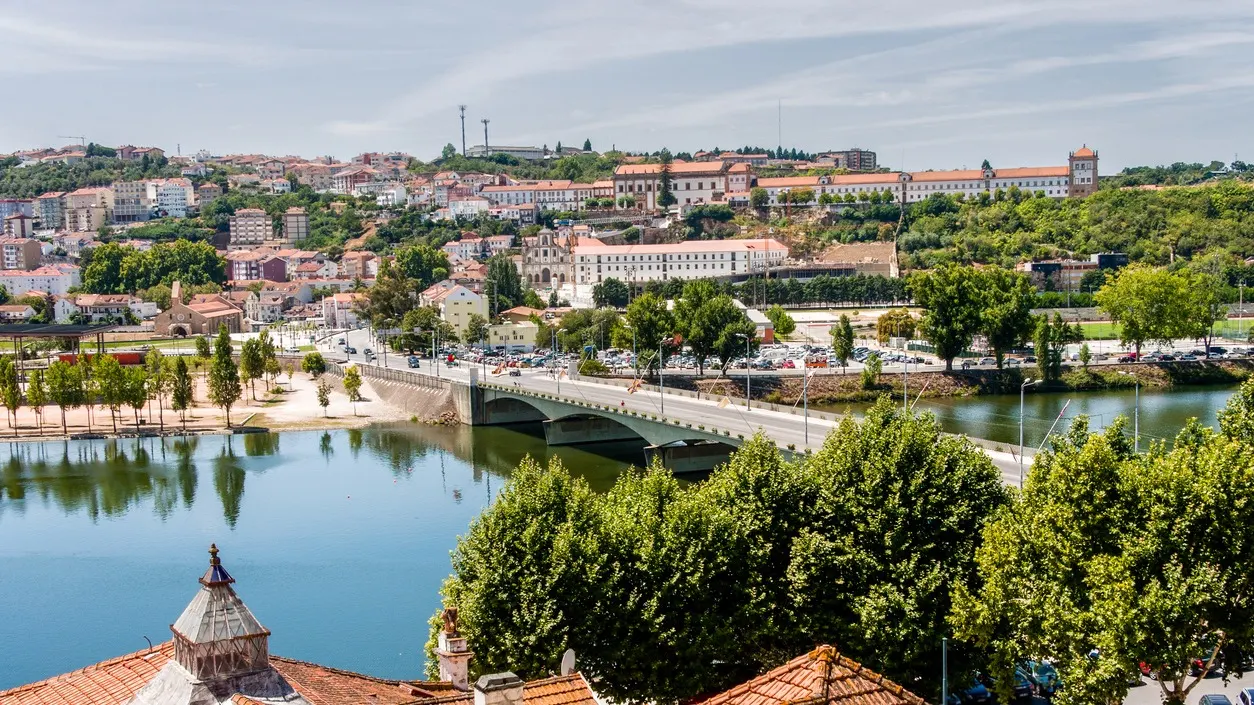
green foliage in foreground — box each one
[427,399,1009,702]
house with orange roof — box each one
[155,281,245,336]
[322,291,366,328]
[420,281,487,335]
[612,161,750,210]
[697,645,925,705]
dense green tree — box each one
[582,138,592,151]
[615,292,674,377]
[208,325,242,427]
[656,149,677,209]
[125,366,148,427]
[674,280,746,374]
[26,368,47,432]
[94,354,127,433]
[592,277,629,308]
[466,314,490,348]
[46,360,83,435]
[0,357,20,433]
[82,240,226,294]
[240,338,264,401]
[171,356,193,429]
[765,305,796,337]
[954,415,1254,705]
[522,289,545,309]
[316,379,331,416]
[428,402,1007,702]
[911,265,985,370]
[1095,265,1192,357]
[1034,313,1083,384]
[875,307,915,344]
[394,244,450,289]
[486,253,525,311]
[831,314,855,374]
[302,351,327,377]
[749,187,769,208]
[980,267,1037,368]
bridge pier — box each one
[479,396,548,426]
[543,415,644,446]
[644,441,736,474]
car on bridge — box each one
[407,356,421,368]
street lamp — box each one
[736,332,752,410]
[658,340,665,414]
[1019,377,1039,487]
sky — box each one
[2,0,1253,171]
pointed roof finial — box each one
[200,543,235,586]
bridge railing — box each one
[325,360,456,391]
[584,375,847,424]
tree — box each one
[592,277,629,308]
[429,402,1008,703]
[0,358,21,434]
[195,335,211,358]
[749,187,769,208]
[94,354,127,434]
[876,307,915,344]
[26,368,47,433]
[395,244,451,290]
[343,365,363,416]
[953,415,1254,705]
[1079,342,1092,369]
[208,325,242,427]
[125,366,148,427]
[486,253,524,311]
[146,348,169,431]
[860,351,882,389]
[1034,313,1083,384]
[522,289,546,310]
[466,314,490,349]
[911,265,985,370]
[656,149,677,209]
[673,280,745,375]
[765,305,796,337]
[284,361,296,389]
[1183,271,1227,353]
[302,351,327,378]
[582,138,592,152]
[316,379,331,417]
[442,143,457,160]
[171,355,193,429]
[831,314,855,374]
[240,338,264,401]
[1095,265,1192,357]
[46,360,83,435]
[264,356,282,392]
[980,267,1037,369]
[617,292,674,378]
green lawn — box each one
[1077,320,1254,342]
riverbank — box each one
[0,371,412,442]
[680,360,1254,405]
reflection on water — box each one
[0,423,636,691]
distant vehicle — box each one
[363,348,373,356]
[284,345,300,353]
[1024,355,1038,364]
[978,357,996,366]
[1160,353,1177,361]
[508,368,521,377]
[337,338,346,346]
[345,346,357,354]
[407,356,421,368]
[961,360,975,370]
[1118,354,1138,362]
[1005,358,1022,367]
[1200,695,1233,705]
[1023,661,1060,697]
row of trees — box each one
[630,274,909,308]
[910,265,1037,370]
[81,240,227,294]
[616,280,757,375]
[430,388,1254,705]
[1095,264,1227,356]
[0,325,264,436]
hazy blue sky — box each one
[3,0,1253,170]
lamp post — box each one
[1019,377,1038,488]
[555,328,566,393]
[658,340,665,414]
[803,362,810,444]
[736,332,751,410]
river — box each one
[0,385,1239,690]
[0,424,633,690]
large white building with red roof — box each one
[571,238,787,286]
[612,161,752,210]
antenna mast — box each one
[481,119,490,158]
[459,105,467,157]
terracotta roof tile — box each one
[0,642,174,705]
[409,674,596,705]
[270,655,430,705]
[695,646,925,705]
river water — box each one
[0,385,1239,690]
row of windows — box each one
[575,251,782,264]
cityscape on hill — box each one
[3,3,1254,705]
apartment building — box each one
[112,181,150,223]
[228,208,272,250]
[0,199,35,220]
[572,238,788,286]
[0,264,80,295]
[0,237,41,269]
[339,251,378,280]
[280,207,308,246]
[35,192,65,229]
[196,183,223,206]
[149,178,192,217]
[419,281,487,336]
[3,214,35,239]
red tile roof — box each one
[1072,146,1095,157]
[0,642,175,705]
[269,655,434,705]
[697,646,925,705]
[415,674,597,705]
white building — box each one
[321,292,365,329]
[155,181,190,217]
[488,321,538,352]
[419,282,487,336]
[572,239,788,286]
[111,181,150,223]
[612,161,752,210]
[481,181,598,211]
[229,208,272,250]
[441,237,484,261]
[467,144,545,160]
[449,197,491,219]
[0,264,81,296]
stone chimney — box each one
[474,672,525,705]
[437,606,475,691]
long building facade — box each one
[571,238,787,286]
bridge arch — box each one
[481,395,548,425]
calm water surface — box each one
[0,385,1239,689]
[0,424,634,690]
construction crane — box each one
[58,135,86,146]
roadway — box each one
[324,328,1027,485]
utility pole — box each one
[481,118,490,157]
[458,105,467,156]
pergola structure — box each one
[0,323,124,374]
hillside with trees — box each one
[0,153,182,196]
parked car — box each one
[508,368,521,377]
[1005,358,1022,367]
[979,357,996,366]
[1235,686,1254,705]
[1023,660,1060,697]
[1118,354,1138,363]
[1200,695,1233,705]
[1024,355,1038,364]
[407,356,421,368]
[284,345,300,353]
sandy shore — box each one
[0,371,410,440]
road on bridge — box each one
[326,329,1029,486]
